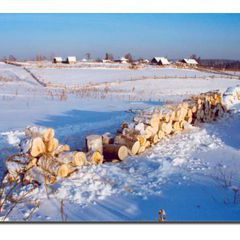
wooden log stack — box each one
[4,90,229,186]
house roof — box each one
[120,57,128,61]
[67,56,77,62]
[183,58,198,64]
[53,57,62,61]
[153,57,170,65]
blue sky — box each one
[0,14,239,60]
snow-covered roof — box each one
[152,57,170,65]
[81,58,87,62]
[53,57,62,62]
[67,56,77,62]
[102,59,112,63]
[120,57,128,62]
[183,58,198,65]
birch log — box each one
[114,135,140,155]
[86,135,103,154]
[30,137,46,157]
[103,144,128,161]
[58,151,87,167]
[86,151,104,165]
[37,156,70,178]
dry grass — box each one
[0,76,13,83]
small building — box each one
[120,57,128,64]
[151,57,170,65]
[53,57,63,64]
[143,59,150,64]
[115,57,128,64]
[181,58,198,65]
[102,59,112,63]
[66,56,77,64]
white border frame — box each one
[0,0,239,13]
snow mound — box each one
[222,85,240,110]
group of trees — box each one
[200,59,240,70]
[188,54,240,70]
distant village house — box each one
[66,56,77,64]
[151,57,170,65]
[115,57,128,64]
[53,57,63,64]
[102,59,112,63]
[139,59,150,64]
[181,58,198,65]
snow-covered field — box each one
[1,62,240,222]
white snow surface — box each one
[1,62,240,222]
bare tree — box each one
[35,55,47,61]
[124,53,133,63]
[190,54,201,63]
[105,53,114,61]
[8,55,17,61]
[86,53,91,60]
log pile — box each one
[4,90,230,186]
[6,127,99,185]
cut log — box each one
[144,140,151,148]
[102,132,114,145]
[58,151,87,167]
[138,145,146,154]
[150,134,159,144]
[136,135,146,146]
[150,125,159,135]
[158,130,165,139]
[30,137,46,157]
[46,137,59,153]
[86,135,103,154]
[37,156,70,178]
[186,116,193,124]
[87,151,104,165]
[180,120,188,129]
[54,144,70,156]
[114,135,140,155]
[164,122,173,134]
[162,113,170,122]
[144,126,154,139]
[159,122,167,132]
[73,152,87,166]
[103,144,128,161]
[173,121,180,131]
[43,128,55,142]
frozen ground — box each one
[1,62,240,222]
[29,65,238,88]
